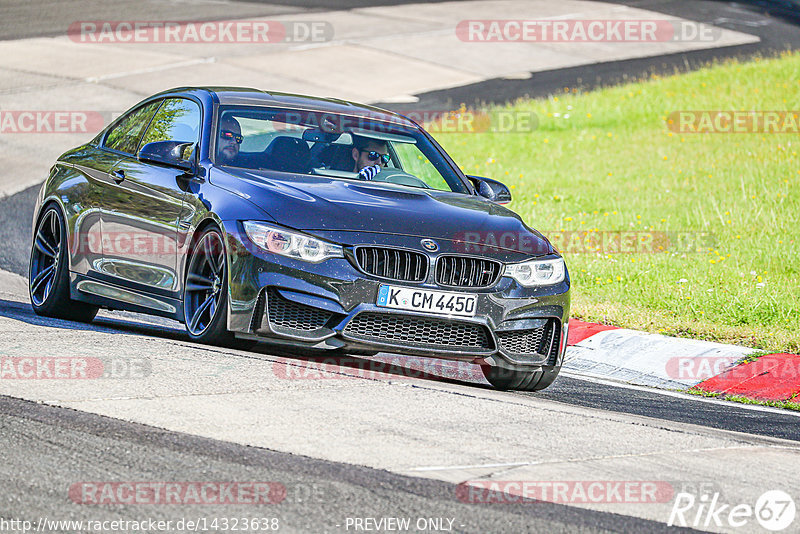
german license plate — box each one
[376,285,477,317]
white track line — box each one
[560,370,800,417]
[84,57,216,83]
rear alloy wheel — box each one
[481,365,558,391]
[183,227,234,345]
[29,205,98,322]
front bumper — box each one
[225,228,570,371]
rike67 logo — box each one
[668,490,796,531]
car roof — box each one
[153,86,416,127]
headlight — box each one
[503,257,566,286]
[242,221,343,263]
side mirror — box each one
[467,175,512,204]
[138,141,196,173]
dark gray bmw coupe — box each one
[29,87,570,391]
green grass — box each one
[686,388,800,412]
[434,51,800,353]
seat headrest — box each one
[264,136,311,173]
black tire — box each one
[481,365,560,391]
[29,205,98,322]
[183,226,234,346]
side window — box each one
[140,98,201,158]
[104,101,160,154]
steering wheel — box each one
[371,167,432,189]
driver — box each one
[352,136,390,180]
[217,116,243,165]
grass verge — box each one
[686,388,800,412]
[435,51,800,353]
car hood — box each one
[212,168,553,255]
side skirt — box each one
[70,272,184,322]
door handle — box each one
[111,169,125,184]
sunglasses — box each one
[363,150,391,165]
[220,130,243,144]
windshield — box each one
[214,106,469,193]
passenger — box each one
[351,136,390,180]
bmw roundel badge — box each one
[421,239,439,252]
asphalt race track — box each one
[1,395,705,534]
[1,185,799,532]
[2,184,800,445]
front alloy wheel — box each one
[183,227,233,345]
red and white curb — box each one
[565,320,800,403]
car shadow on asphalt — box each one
[0,298,127,333]
[0,298,488,388]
